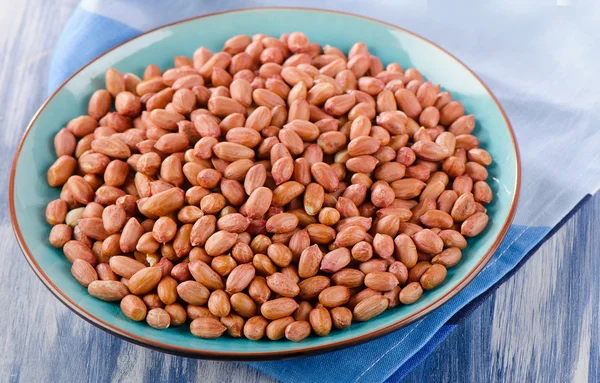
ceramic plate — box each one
[9,8,520,359]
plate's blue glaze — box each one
[10,9,519,357]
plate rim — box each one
[9,6,521,360]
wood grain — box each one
[1,1,597,383]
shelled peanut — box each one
[46,31,492,341]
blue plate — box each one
[9,8,520,359]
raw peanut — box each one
[164,303,186,326]
[177,281,210,305]
[455,134,480,150]
[420,210,454,229]
[364,272,399,292]
[297,276,331,301]
[266,213,299,234]
[370,182,395,208]
[465,161,488,182]
[318,286,351,307]
[411,141,450,162]
[388,261,409,286]
[394,89,422,119]
[261,298,299,320]
[271,156,295,184]
[309,306,332,336]
[63,240,96,265]
[173,224,192,257]
[399,282,423,304]
[211,255,237,276]
[408,261,432,283]
[334,225,366,248]
[243,316,269,340]
[77,217,109,241]
[200,193,226,214]
[119,218,144,253]
[373,233,394,258]
[353,295,389,321]
[330,307,353,329]
[317,131,347,155]
[54,128,77,158]
[324,93,355,116]
[152,217,177,244]
[285,320,311,341]
[48,156,77,187]
[266,272,300,297]
[351,241,373,262]
[155,133,189,153]
[461,212,489,237]
[189,261,224,290]
[244,186,273,218]
[156,276,178,305]
[230,292,257,318]
[49,224,72,248]
[321,247,351,273]
[384,285,401,308]
[46,199,67,226]
[347,288,381,311]
[71,259,98,287]
[347,136,381,157]
[208,289,231,317]
[120,295,147,321]
[88,90,112,120]
[298,244,324,278]
[226,264,256,293]
[127,267,162,295]
[190,317,226,338]
[143,293,164,310]
[391,178,426,199]
[267,243,293,267]
[187,305,215,320]
[272,181,305,207]
[217,213,251,233]
[88,280,128,301]
[431,247,462,268]
[284,120,320,141]
[420,264,447,290]
[394,234,418,268]
[248,276,271,304]
[449,115,475,135]
[311,162,339,192]
[437,190,459,214]
[265,316,295,341]
[451,192,477,222]
[205,230,237,256]
[439,101,465,126]
[374,162,406,183]
[474,181,493,204]
[412,229,444,255]
[101,205,126,235]
[294,301,313,322]
[141,187,185,217]
[65,175,95,204]
[376,206,412,221]
[252,252,276,275]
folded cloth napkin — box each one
[49,1,600,382]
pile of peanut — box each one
[45,32,492,341]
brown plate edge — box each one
[8,6,522,361]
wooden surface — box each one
[1,2,598,382]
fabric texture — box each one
[49,1,600,382]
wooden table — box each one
[2,2,597,382]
